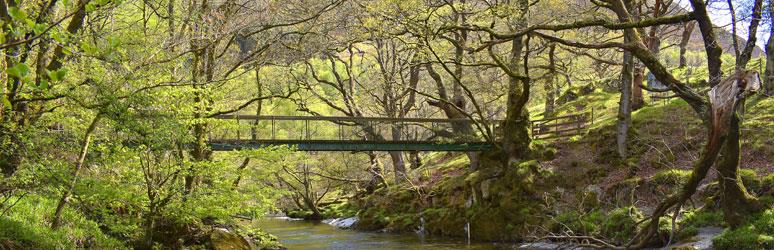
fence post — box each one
[236,115,241,140]
[271,118,275,140]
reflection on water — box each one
[255,217,514,250]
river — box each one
[254,217,514,249]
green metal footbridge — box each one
[207,112,591,152]
[207,115,495,152]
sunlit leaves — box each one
[47,69,68,82]
[6,63,29,79]
[8,7,27,21]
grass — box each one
[0,195,127,249]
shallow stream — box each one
[254,217,511,249]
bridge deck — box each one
[208,139,493,151]
[207,113,590,152]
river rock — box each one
[519,241,593,249]
[323,217,358,228]
[209,228,253,250]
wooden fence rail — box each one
[531,109,594,140]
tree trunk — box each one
[52,113,102,229]
[234,67,263,188]
[679,22,696,68]
[766,1,774,95]
[424,65,480,170]
[502,37,532,164]
[144,203,158,249]
[544,44,557,118]
[632,68,645,110]
[717,110,760,228]
[735,0,764,69]
[232,158,250,188]
[766,24,774,95]
[409,151,422,169]
[617,37,634,160]
[365,152,385,193]
[388,151,406,182]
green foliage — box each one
[550,207,645,244]
[601,207,644,244]
[552,210,604,235]
[652,169,692,186]
[681,209,724,228]
[0,195,127,249]
[713,209,774,250]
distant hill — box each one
[685,27,765,58]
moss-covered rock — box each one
[712,209,774,250]
[209,228,251,250]
[601,206,644,244]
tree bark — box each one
[632,69,645,109]
[735,0,764,69]
[502,37,532,164]
[679,22,696,68]
[409,151,422,169]
[617,36,634,159]
[365,152,386,193]
[388,151,406,182]
[716,108,760,228]
[544,44,557,118]
[766,8,774,95]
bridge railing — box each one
[209,115,496,144]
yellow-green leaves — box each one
[6,63,30,79]
[47,69,68,82]
[8,7,27,22]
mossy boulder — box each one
[712,209,774,250]
[601,206,644,244]
[209,228,251,250]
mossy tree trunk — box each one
[716,104,761,228]
[544,44,557,119]
[501,37,532,164]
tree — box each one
[0,0,107,177]
[456,0,764,245]
[767,0,774,95]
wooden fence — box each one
[531,109,594,140]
